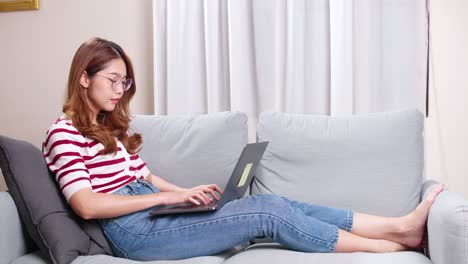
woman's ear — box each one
[80,71,90,88]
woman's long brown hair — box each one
[63,37,142,155]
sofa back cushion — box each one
[0,135,113,264]
[130,111,248,190]
[252,109,424,216]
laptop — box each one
[149,141,269,216]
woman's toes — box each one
[426,184,444,203]
[417,184,444,214]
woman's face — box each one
[82,58,127,117]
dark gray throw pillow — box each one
[0,135,112,264]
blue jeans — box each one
[99,180,354,261]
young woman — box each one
[43,37,444,261]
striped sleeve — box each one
[129,153,151,179]
[43,123,91,202]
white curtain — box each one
[153,0,428,141]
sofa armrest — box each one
[0,191,32,263]
[422,179,468,264]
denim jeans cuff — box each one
[329,226,340,252]
[345,209,354,232]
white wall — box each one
[424,0,468,198]
[0,0,154,190]
[1,0,468,199]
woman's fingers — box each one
[207,184,223,196]
[192,184,223,195]
[214,185,223,195]
[198,191,211,204]
[201,184,223,200]
[203,187,220,201]
[188,197,200,205]
[192,191,209,204]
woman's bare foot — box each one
[335,229,409,253]
[395,184,444,248]
[375,239,409,253]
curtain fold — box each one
[153,0,428,141]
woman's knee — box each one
[222,194,294,219]
[249,194,294,215]
[254,193,288,204]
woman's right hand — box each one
[157,188,216,206]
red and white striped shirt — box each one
[43,114,151,202]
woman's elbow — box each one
[69,189,96,220]
[75,206,95,220]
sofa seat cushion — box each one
[253,109,424,217]
[130,111,248,189]
[72,251,234,264]
[11,251,49,264]
[11,251,231,264]
[223,244,432,264]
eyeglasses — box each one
[95,73,133,92]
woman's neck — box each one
[91,112,99,125]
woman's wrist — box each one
[175,186,188,192]
[152,192,165,206]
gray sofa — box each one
[1,109,467,264]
